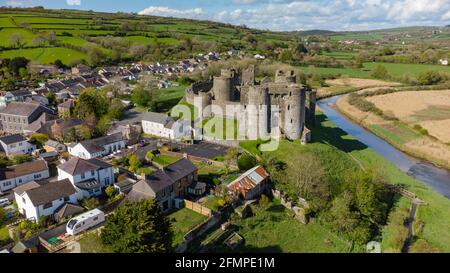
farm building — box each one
[227,165,270,200]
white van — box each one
[66,209,105,236]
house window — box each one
[91,170,95,176]
[288,105,290,110]
[18,142,22,146]
[43,202,52,209]
[64,196,69,202]
[22,197,26,203]
[81,173,85,179]
[18,178,22,183]
[34,174,41,179]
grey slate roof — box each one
[0,134,27,145]
[0,102,53,117]
[57,157,112,176]
[134,158,197,195]
[25,179,77,206]
[78,132,124,154]
[54,203,84,222]
[0,160,48,181]
[13,181,41,195]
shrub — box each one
[237,153,257,171]
[105,186,117,199]
[410,239,439,253]
[413,124,429,136]
[371,64,389,79]
[417,70,444,85]
[81,197,100,210]
[259,194,270,207]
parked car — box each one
[0,198,11,208]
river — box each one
[317,95,450,199]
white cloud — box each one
[138,6,204,19]
[6,0,33,7]
[67,0,81,6]
[138,1,450,31]
[232,0,257,4]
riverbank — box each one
[316,110,450,252]
[335,94,450,170]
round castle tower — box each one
[283,86,305,140]
[246,86,269,140]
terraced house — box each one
[126,158,198,212]
[0,102,55,134]
[67,132,126,159]
[0,160,50,192]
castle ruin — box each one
[185,66,316,141]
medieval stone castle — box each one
[185,66,316,142]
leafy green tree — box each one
[108,98,125,120]
[11,154,33,165]
[101,199,173,253]
[417,70,443,85]
[237,153,257,171]
[128,154,142,172]
[74,88,108,119]
[131,85,155,108]
[371,64,389,79]
[30,133,49,148]
[0,207,6,226]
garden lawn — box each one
[231,200,353,253]
[0,225,9,241]
[152,154,181,166]
[169,208,206,247]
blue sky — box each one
[1,0,450,31]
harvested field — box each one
[317,78,401,98]
[367,90,450,143]
[326,78,401,88]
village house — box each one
[0,90,32,106]
[67,132,127,159]
[71,64,92,75]
[0,102,56,134]
[50,118,83,141]
[57,99,75,117]
[227,165,270,200]
[141,112,192,140]
[126,158,198,212]
[14,179,79,223]
[57,157,115,198]
[44,139,66,153]
[0,134,36,156]
[23,112,57,135]
[0,160,50,192]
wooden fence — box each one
[184,199,212,217]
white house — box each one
[0,134,36,156]
[0,90,32,107]
[68,132,126,159]
[0,160,50,192]
[14,179,79,223]
[141,112,192,140]
[57,157,115,198]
